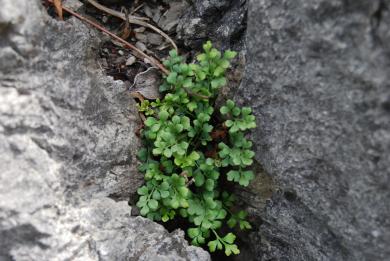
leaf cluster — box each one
[136,41,257,256]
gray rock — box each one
[177,0,247,50]
[239,0,390,260]
[135,32,147,42]
[135,41,147,52]
[125,55,137,66]
[134,26,146,33]
[158,0,190,33]
[0,0,210,260]
[146,32,163,46]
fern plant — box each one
[136,41,256,256]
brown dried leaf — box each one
[53,0,63,20]
[118,8,132,40]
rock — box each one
[63,0,84,10]
[239,0,390,260]
[177,0,247,50]
[135,41,147,52]
[134,26,146,33]
[0,0,210,260]
[135,32,147,42]
[158,0,190,33]
[130,68,162,100]
[146,32,163,46]
[125,55,136,66]
[152,8,163,24]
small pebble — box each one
[135,41,147,52]
[118,50,124,56]
[134,27,146,33]
[146,33,163,46]
[135,33,147,42]
[126,56,136,66]
[102,15,109,23]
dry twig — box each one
[53,0,63,20]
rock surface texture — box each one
[0,0,210,260]
[177,0,247,50]
[239,0,390,260]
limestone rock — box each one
[177,0,247,50]
[0,0,210,260]
[239,0,390,260]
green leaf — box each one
[219,60,230,69]
[160,190,170,198]
[225,120,233,127]
[203,41,212,52]
[152,190,161,200]
[137,148,148,162]
[224,50,237,60]
[208,240,218,252]
[187,101,197,111]
[159,110,169,121]
[189,151,200,161]
[213,66,224,77]
[239,220,252,230]
[148,199,159,210]
[167,72,177,84]
[145,117,157,127]
[169,49,178,57]
[225,243,240,256]
[232,107,241,116]
[226,99,235,108]
[241,107,252,115]
[240,171,254,186]
[162,215,169,222]
[211,77,226,89]
[197,53,207,62]
[183,78,193,88]
[227,170,240,182]
[137,186,149,196]
[205,179,214,191]
[178,187,189,197]
[227,217,237,228]
[216,209,227,219]
[241,157,253,166]
[223,233,236,244]
[170,198,180,209]
[194,216,203,226]
[220,106,229,115]
[201,220,212,230]
[211,49,222,59]
[163,148,172,158]
[188,228,200,239]
[194,173,205,187]
[140,206,150,216]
